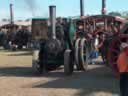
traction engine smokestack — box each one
[80,0,84,16]
[10,3,14,24]
[102,0,106,15]
[49,6,56,39]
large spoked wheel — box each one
[79,38,89,71]
[64,49,74,75]
[75,38,81,70]
[108,34,128,74]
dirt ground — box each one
[0,50,119,96]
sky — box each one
[0,0,128,20]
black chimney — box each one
[10,3,14,24]
[80,0,84,16]
[102,0,106,15]
[49,6,56,39]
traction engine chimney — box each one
[80,0,84,16]
[102,0,106,15]
[49,6,56,39]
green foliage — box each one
[108,12,121,16]
[108,11,128,19]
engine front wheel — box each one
[75,38,81,70]
[64,49,74,75]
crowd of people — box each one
[0,28,31,50]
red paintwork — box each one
[108,34,128,74]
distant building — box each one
[0,20,32,32]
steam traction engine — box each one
[64,0,128,75]
[32,6,74,73]
[68,15,128,75]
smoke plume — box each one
[24,0,38,16]
[23,0,49,17]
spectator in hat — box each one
[117,43,128,96]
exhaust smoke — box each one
[24,0,38,16]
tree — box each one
[25,19,30,22]
[2,19,8,22]
[108,12,122,16]
[18,20,22,22]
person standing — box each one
[117,43,128,96]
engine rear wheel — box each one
[79,38,89,71]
